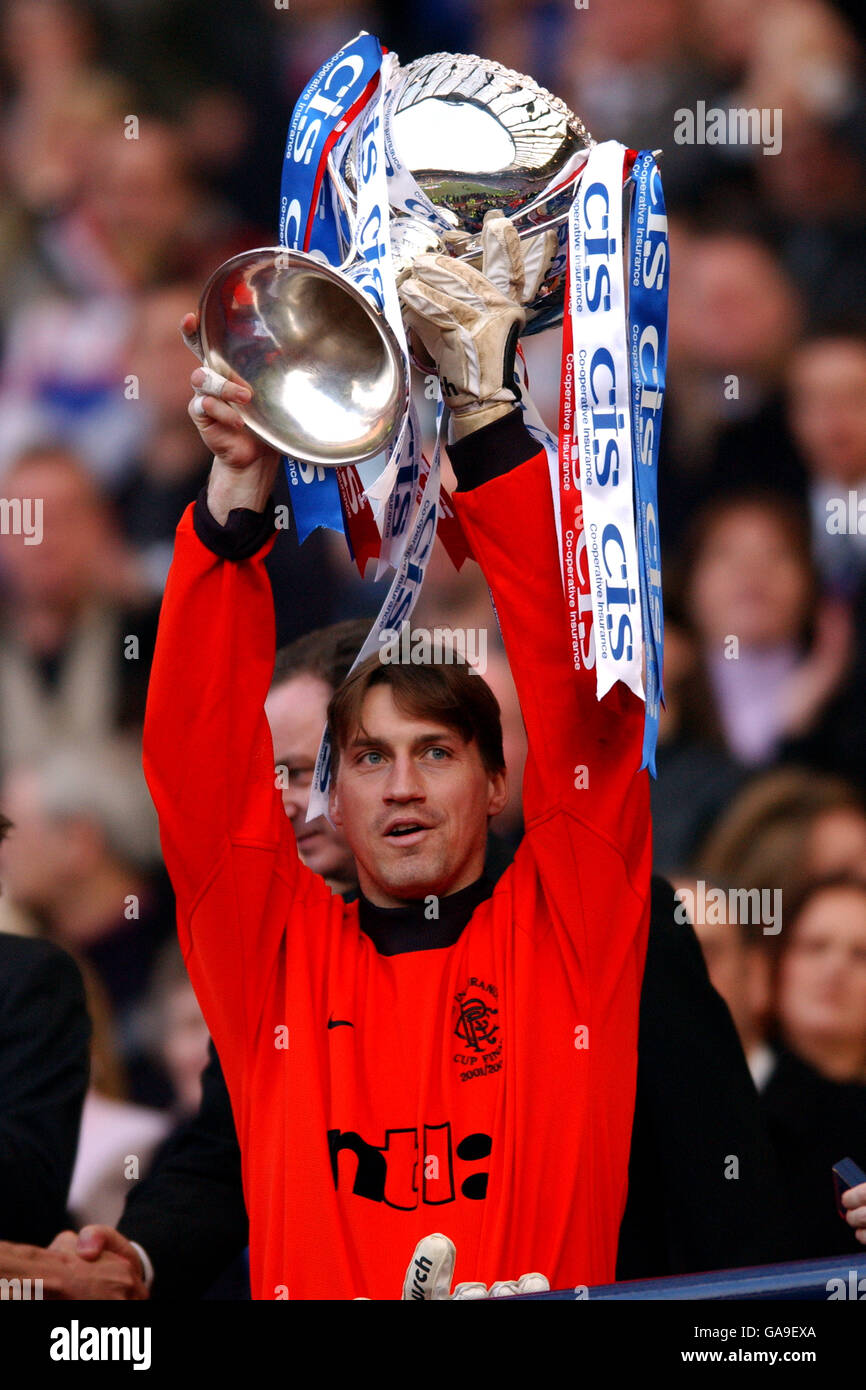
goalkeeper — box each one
[143,218,651,1299]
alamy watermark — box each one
[825,491,866,535]
[50,1322,151,1369]
[673,102,782,156]
[827,1270,866,1299]
[674,879,782,935]
[378,622,488,674]
[0,497,42,545]
[0,1277,43,1299]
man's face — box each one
[265,673,355,890]
[788,340,866,485]
[329,683,507,908]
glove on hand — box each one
[398,215,555,439]
[400,1232,550,1300]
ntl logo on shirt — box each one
[50,1322,152,1371]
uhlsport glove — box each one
[398,214,555,439]
[401,1232,550,1300]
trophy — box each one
[194,51,597,467]
[192,35,670,798]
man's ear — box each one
[487,768,508,820]
[329,779,342,829]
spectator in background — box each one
[659,234,805,540]
[787,332,866,598]
[551,0,719,207]
[674,873,772,1086]
[110,282,212,596]
[697,766,866,905]
[0,118,250,481]
[681,869,866,1257]
[0,4,135,473]
[650,591,744,874]
[50,119,210,296]
[755,115,866,326]
[142,942,211,1122]
[736,0,866,318]
[0,0,112,216]
[761,875,866,1256]
[0,291,140,483]
[0,740,172,1104]
[774,876,866,1083]
[0,447,158,776]
[684,491,853,768]
[66,954,170,1232]
[721,0,860,125]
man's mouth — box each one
[384,820,432,842]
[296,827,322,844]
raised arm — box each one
[399,234,650,864]
[142,354,285,904]
[142,334,325,1065]
[448,410,647,850]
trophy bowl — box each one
[197,247,408,467]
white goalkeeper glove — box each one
[401,1232,550,1300]
[398,215,556,439]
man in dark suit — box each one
[0,812,91,1245]
[616,876,788,1278]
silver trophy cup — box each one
[196,52,596,466]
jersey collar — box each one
[357,875,493,957]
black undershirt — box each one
[356,875,493,957]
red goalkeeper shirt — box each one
[142,412,652,1300]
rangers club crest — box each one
[452,978,502,1082]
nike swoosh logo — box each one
[327,1015,354,1030]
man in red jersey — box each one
[143,218,652,1299]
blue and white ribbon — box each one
[306,406,445,824]
[279,32,383,541]
[345,50,422,576]
[627,150,669,774]
[567,140,644,703]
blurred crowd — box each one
[0,0,864,1277]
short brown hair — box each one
[327,652,505,779]
[271,619,370,693]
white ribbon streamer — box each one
[306,409,444,823]
[568,141,644,701]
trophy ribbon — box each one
[627,150,669,774]
[562,140,644,706]
[278,31,386,550]
[306,405,446,824]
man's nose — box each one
[824,946,851,982]
[282,782,308,821]
[383,755,425,801]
